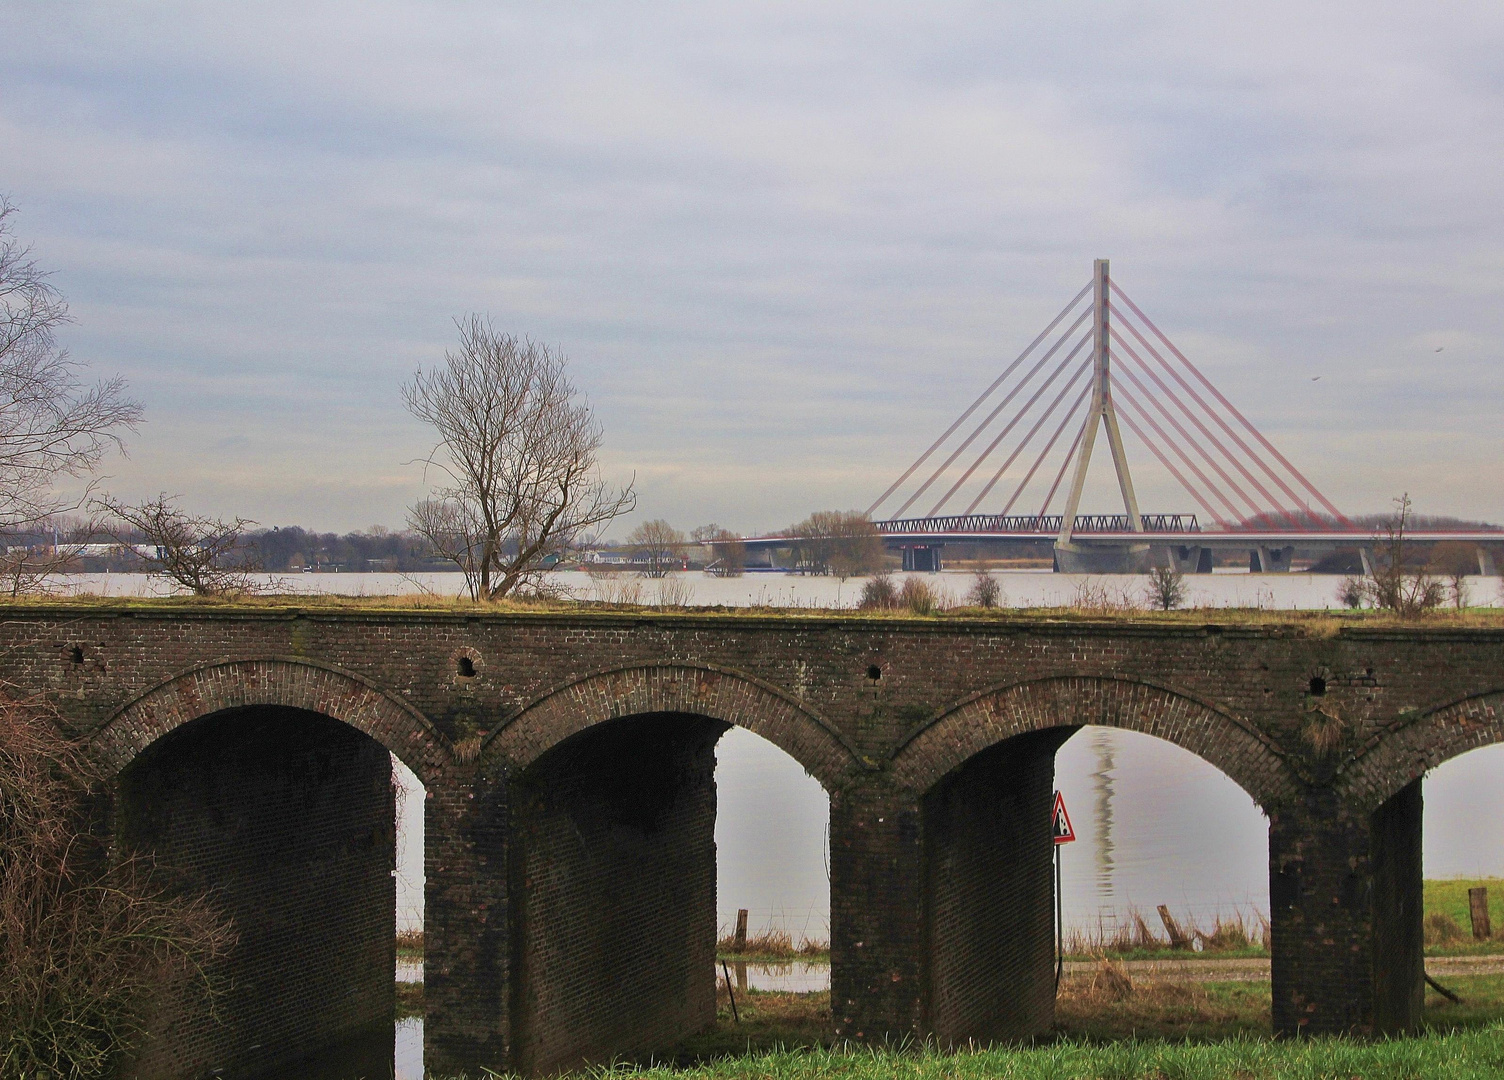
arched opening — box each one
[887,676,1292,1046]
[1413,743,1504,1031]
[112,705,424,1079]
[1052,726,1272,1039]
[505,710,832,1075]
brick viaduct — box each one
[4,604,1502,1077]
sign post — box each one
[1052,791,1075,991]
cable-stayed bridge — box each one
[756,260,1501,573]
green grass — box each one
[1427,879,1504,946]
[479,1026,1504,1080]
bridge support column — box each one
[830,777,924,1043]
[1269,781,1423,1037]
[507,714,722,1075]
[1251,545,1294,573]
[919,729,1070,1045]
[424,761,512,1077]
[830,731,1068,1050]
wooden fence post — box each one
[1157,904,1192,950]
[1469,887,1492,940]
[734,908,749,952]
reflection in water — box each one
[723,960,831,993]
[1090,727,1117,924]
[262,1020,423,1080]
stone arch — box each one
[484,662,863,791]
[1336,689,1504,814]
[91,657,454,785]
[888,674,1297,807]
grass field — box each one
[1426,879,1504,949]
[661,971,1504,1058]
[535,1027,1504,1080]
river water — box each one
[61,569,1504,1079]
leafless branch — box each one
[94,493,260,596]
[0,198,143,532]
[404,316,635,600]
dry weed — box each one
[1425,911,1466,945]
[0,692,233,1078]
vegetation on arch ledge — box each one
[4,592,1504,629]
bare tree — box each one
[1428,541,1477,611]
[95,493,258,596]
[965,570,1001,608]
[0,198,142,535]
[627,518,685,577]
[1366,493,1446,617]
[692,522,745,577]
[787,510,885,579]
[0,514,91,598]
[405,317,634,600]
[1145,565,1187,610]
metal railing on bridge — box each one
[875,513,1201,536]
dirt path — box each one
[1062,953,1504,983]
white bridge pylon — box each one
[1055,259,1142,554]
[866,259,1351,554]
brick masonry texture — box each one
[113,705,394,1078]
[1,606,1502,1074]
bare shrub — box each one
[654,575,695,607]
[1086,957,1134,1001]
[1071,577,1138,613]
[94,493,259,596]
[586,566,643,606]
[627,519,685,578]
[404,317,635,600]
[0,692,232,1077]
[898,576,942,615]
[1425,911,1465,945]
[1337,575,1368,609]
[693,524,744,577]
[1302,706,1347,758]
[1196,913,1254,952]
[1145,565,1186,610]
[858,572,898,610]
[786,511,884,579]
[1366,494,1446,617]
[394,929,424,954]
[965,571,1001,608]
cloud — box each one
[3,1,1502,532]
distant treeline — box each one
[0,522,449,574]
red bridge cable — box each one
[1038,417,1088,517]
[894,318,1092,517]
[1111,318,1303,530]
[1112,284,1352,528]
[1114,399,1227,528]
[920,339,1088,523]
[1112,379,1240,528]
[926,336,1094,517]
[997,380,1094,516]
[1110,307,1313,527]
[1110,330,1296,528]
[1114,387,1233,528]
[963,359,1094,514]
[1111,356,1265,526]
[866,282,1092,517]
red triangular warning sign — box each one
[1052,790,1075,844]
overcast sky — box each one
[3,2,1502,535]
